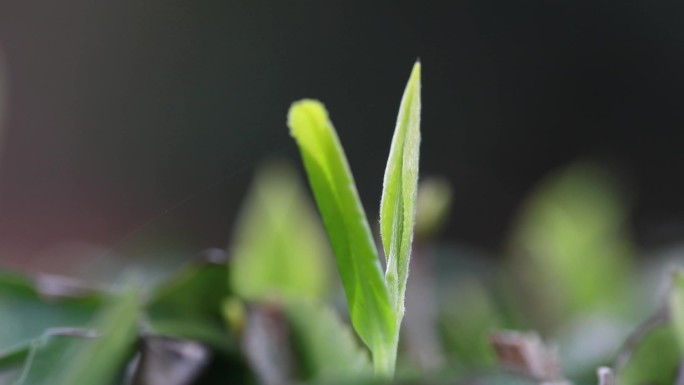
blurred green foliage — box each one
[414,177,452,240]
[0,272,103,354]
[1,158,684,384]
[286,302,372,381]
[16,288,139,385]
[147,259,235,352]
[439,279,504,369]
[229,165,332,303]
[508,164,635,330]
[1,58,684,384]
[227,164,371,383]
[617,324,679,385]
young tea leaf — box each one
[380,61,422,320]
[288,100,396,372]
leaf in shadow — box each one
[146,254,235,353]
[241,304,293,385]
[0,271,104,355]
[286,301,372,382]
[15,287,139,385]
[130,336,210,385]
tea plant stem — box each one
[372,339,397,378]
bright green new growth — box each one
[288,62,422,377]
[380,61,422,321]
[288,100,396,374]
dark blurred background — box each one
[1,1,683,273]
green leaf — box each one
[230,163,333,303]
[0,345,30,384]
[288,100,395,372]
[0,271,103,354]
[16,287,140,385]
[380,61,422,321]
[286,301,372,382]
[508,164,634,330]
[15,332,96,385]
[616,324,679,385]
[439,279,503,368]
[147,259,235,352]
